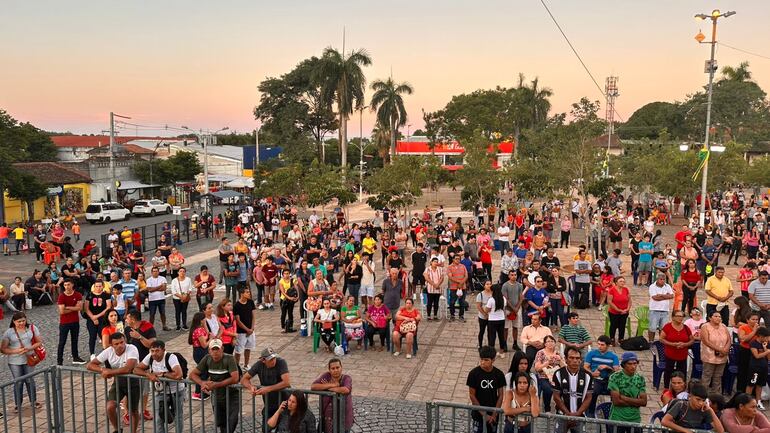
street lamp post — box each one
[255,126,260,168]
[182,126,228,214]
[694,9,735,227]
[359,106,366,202]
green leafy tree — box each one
[366,156,426,222]
[6,172,48,222]
[370,78,413,163]
[135,151,203,186]
[454,136,502,211]
[619,102,686,139]
[744,155,770,188]
[314,47,372,167]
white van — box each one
[85,202,131,224]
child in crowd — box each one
[684,307,705,340]
[748,326,770,410]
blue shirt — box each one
[638,241,653,262]
[584,348,619,380]
[514,247,528,260]
[120,278,137,299]
[238,262,249,282]
[524,287,548,315]
[460,258,473,275]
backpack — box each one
[620,336,650,351]
[152,352,189,379]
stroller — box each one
[470,266,489,293]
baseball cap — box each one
[621,352,639,365]
[208,339,223,349]
[260,347,278,360]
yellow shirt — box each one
[362,238,377,254]
[11,228,25,240]
[121,230,132,244]
[705,275,732,305]
[91,281,111,294]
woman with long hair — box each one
[737,312,761,392]
[680,259,701,313]
[266,390,317,433]
[483,283,508,358]
[606,276,631,346]
[506,351,539,395]
[216,298,237,354]
[533,335,563,412]
[476,281,494,350]
[188,311,210,401]
[0,312,43,412]
[502,372,539,433]
[100,309,124,350]
[314,299,339,352]
[720,393,770,433]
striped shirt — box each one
[558,324,591,345]
[120,278,138,299]
[749,279,770,310]
[552,367,593,413]
[446,263,467,291]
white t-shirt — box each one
[141,353,185,393]
[497,226,511,242]
[430,254,446,267]
[239,213,251,224]
[107,233,119,248]
[648,283,674,311]
[97,344,139,370]
[486,296,507,321]
[170,277,192,298]
[361,261,376,286]
[146,276,168,302]
[205,316,220,337]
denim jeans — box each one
[154,389,186,433]
[549,297,566,326]
[538,377,553,411]
[449,290,466,319]
[57,322,80,364]
[173,299,189,329]
[8,363,36,407]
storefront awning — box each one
[117,181,160,191]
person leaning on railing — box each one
[502,371,538,433]
[188,338,240,433]
[133,340,186,433]
[661,382,724,433]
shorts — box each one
[360,284,375,298]
[637,261,652,273]
[505,311,522,329]
[1,238,7,245]
[609,235,622,243]
[148,299,166,316]
[108,381,141,412]
[750,367,768,387]
[235,333,256,354]
[648,310,669,331]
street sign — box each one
[704,60,718,73]
[172,206,182,215]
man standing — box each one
[583,335,620,417]
[218,237,234,284]
[466,346,506,433]
[382,268,404,322]
[447,255,468,322]
[552,347,594,433]
[608,352,647,432]
[119,269,138,313]
[87,333,141,433]
[233,287,257,367]
[133,340,186,433]
[648,273,674,343]
[749,271,770,326]
[496,223,511,254]
[146,266,170,331]
[501,270,522,350]
[189,339,240,433]
[705,266,733,325]
[57,279,85,365]
[311,358,354,433]
[573,250,592,309]
[637,234,654,287]
[411,243,428,295]
[241,347,291,426]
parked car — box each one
[85,202,131,224]
[132,199,173,217]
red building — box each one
[395,137,514,170]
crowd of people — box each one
[4,189,770,433]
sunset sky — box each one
[2,1,769,139]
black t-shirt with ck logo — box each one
[466,366,506,420]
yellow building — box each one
[3,162,92,224]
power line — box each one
[538,0,625,122]
[718,41,770,61]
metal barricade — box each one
[426,400,716,433]
[0,367,57,433]
[0,366,346,433]
[99,219,199,256]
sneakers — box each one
[449,316,455,322]
[192,392,202,401]
[406,354,412,359]
[760,401,766,411]
[143,410,153,421]
[72,357,86,365]
[269,304,275,311]
[459,317,466,323]
[258,304,266,310]
[181,325,189,331]
[393,351,401,357]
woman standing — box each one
[170,267,192,330]
[737,312,761,392]
[168,247,185,280]
[188,312,210,401]
[680,259,701,313]
[660,310,694,388]
[216,298,237,354]
[84,280,112,359]
[194,265,216,311]
[423,258,444,321]
[533,335,563,412]
[483,284,508,358]
[744,227,761,261]
[502,372,539,433]
[344,257,363,303]
[1,312,43,412]
[100,309,124,350]
[479,242,493,282]
[700,310,731,394]
[559,215,572,248]
[606,276,631,345]
[476,281,494,350]
[737,262,757,299]
[314,299,339,352]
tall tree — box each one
[369,78,413,163]
[721,61,752,82]
[314,47,372,167]
[453,136,501,211]
[366,156,426,223]
[6,172,48,222]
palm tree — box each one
[721,61,752,82]
[370,78,414,163]
[370,123,391,161]
[314,47,372,167]
[513,74,553,158]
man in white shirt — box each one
[308,211,319,226]
[87,333,141,433]
[648,273,675,343]
[134,340,186,433]
[496,223,511,254]
[146,266,170,331]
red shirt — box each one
[58,291,83,325]
[195,274,216,297]
[662,323,692,361]
[680,270,701,285]
[480,246,492,264]
[607,286,629,314]
[674,230,689,250]
[0,226,9,239]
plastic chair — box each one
[312,321,342,353]
[362,321,391,351]
[634,306,649,337]
[390,321,418,356]
[689,341,703,380]
[651,340,667,390]
[650,411,665,425]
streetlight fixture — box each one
[181,125,229,213]
[693,8,735,226]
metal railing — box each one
[426,400,716,433]
[99,218,215,257]
[0,366,346,433]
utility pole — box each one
[604,77,619,177]
[109,112,115,202]
[694,9,735,227]
[255,127,260,168]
